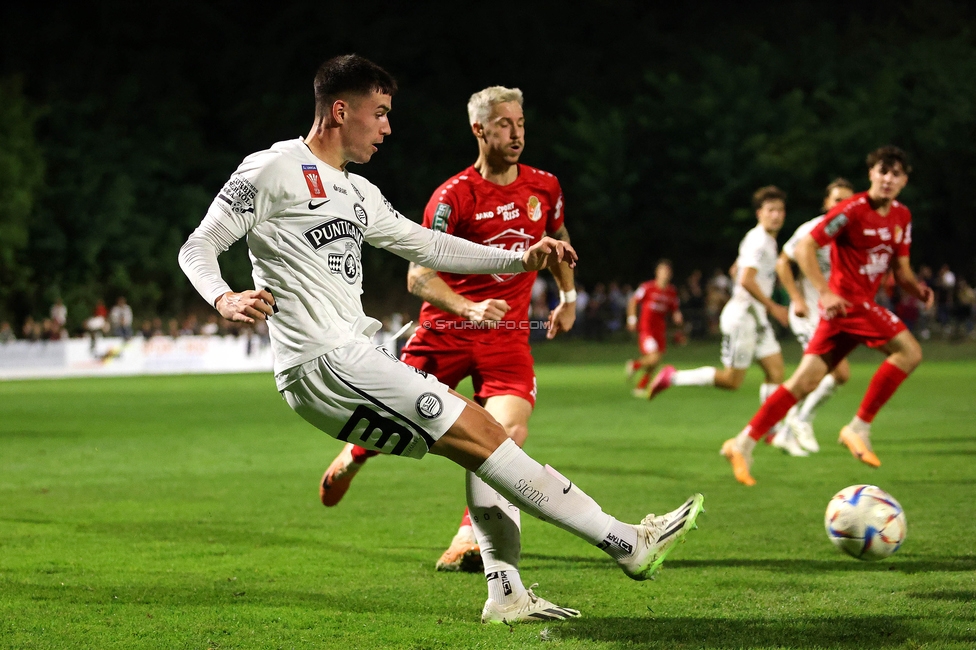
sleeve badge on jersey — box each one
[353,203,368,227]
[824,213,848,236]
[526,195,542,222]
[432,203,451,232]
[217,175,257,215]
[302,164,327,198]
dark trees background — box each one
[2,0,975,329]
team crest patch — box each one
[824,213,848,236]
[353,203,368,227]
[327,242,359,284]
[894,225,903,243]
[526,195,542,222]
[302,164,327,198]
[416,392,443,419]
[432,203,451,232]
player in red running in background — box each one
[720,146,934,486]
[319,86,577,574]
[626,259,683,397]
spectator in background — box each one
[109,296,133,339]
[0,321,14,342]
[606,281,626,333]
[50,298,67,330]
[573,283,589,337]
[201,314,220,336]
[705,267,732,336]
[585,282,609,339]
[140,319,155,339]
[681,269,707,339]
[935,264,956,334]
[85,300,110,349]
[915,265,934,339]
[530,275,550,321]
[956,278,975,338]
[179,314,199,336]
[22,316,39,341]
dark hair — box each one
[752,185,786,210]
[314,54,398,118]
[825,177,853,196]
[866,146,912,174]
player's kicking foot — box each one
[647,365,675,400]
[720,437,756,486]
[631,387,650,399]
[838,425,881,468]
[435,526,483,572]
[319,443,366,507]
[626,359,639,381]
[618,493,705,580]
[771,425,809,457]
[481,584,580,624]
[787,416,820,453]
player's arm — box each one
[545,224,576,339]
[795,234,849,318]
[406,263,510,323]
[776,251,807,318]
[626,292,639,332]
[740,266,789,326]
[893,256,935,309]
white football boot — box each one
[787,415,820,453]
[618,493,704,580]
[771,424,809,457]
[481,584,581,624]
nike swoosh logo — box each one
[563,482,573,494]
[308,200,329,210]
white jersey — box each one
[179,139,524,386]
[727,224,778,319]
[782,215,831,310]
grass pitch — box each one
[1,340,974,649]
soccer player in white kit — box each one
[648,186,807,456]
[178,55,703,624]
[776,179,855,453]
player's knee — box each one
[504,422,529,447]
[902,340,923,371]
[833,363,851,385]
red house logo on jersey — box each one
[484,228,534,283]
[302,164,327,198]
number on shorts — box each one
[337,404,417,456]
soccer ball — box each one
[824,485,907,561]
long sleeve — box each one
[178,211,243,307]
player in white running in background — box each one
[178,54,703,624]
[776,179,855,453]
[648,186,807,456]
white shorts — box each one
[789,304,820,350]
[719,305,781,370]
[281,340,466,459]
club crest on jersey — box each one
[217,175,257,215]
[303,218,365,251]
[894,225,903,243]
[353,203,368,227]
[824,213,848,236]
[328,241,359,284]
[432,203,451,232]
[302,164,327,198]
[526,195,543,222]
[416,392,443,419]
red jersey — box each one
[634,281,679,334]
[418,164,565,325]
[810,192,912,303]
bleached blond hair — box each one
[467,86,524,126]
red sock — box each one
[746,386,798,441]
[630,360,641,372]
[460,508,471,528]
[636,372,651,389]
[351,445,379,463]
[857,361,909,423]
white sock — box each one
[797,374,837,423]
[672,366,716,386]
[467,470,524,603]
[476,439,637,562]
[849,415,871,434]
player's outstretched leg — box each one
[319,444,378,506]
[435,508,483,572]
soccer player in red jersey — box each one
[720,146,934,485]
[626,259,683,396]
[320,86,578,573]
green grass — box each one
[1,341,974,649]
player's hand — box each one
[626,319,637,333]
[547,300,576,339]
[792,298,808,319]
[769,303,790,327]
[522,237,578,272]
[918,284,935,310]
[819,291,852,319]
[464,299,510,323]
[215,289,275,323]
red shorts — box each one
[399,326,537,406]
[638,330,666,355]
[805,300,907,360]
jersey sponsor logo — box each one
[303,218,365,251]
[351,183,365,201]
[497,201,521,221]
[301,164,327,198]
[824,213,848,236]
[353,203,368,227]
[877,227,891,241]
[513,478,549,507]
[474,210,494,221]
[432,203,451,232]
[526,195,542,222]
[328,242,359,284]
[217,175,257,215]
[554,193,564,222]
[415,392,443,419]
[308,200,329,210]
[332,184,348,195]
[376,345,399,362]
[858,244,894,281]
[483,228,534,283]
[337,404,417,456]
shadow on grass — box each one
[520,554,976,574]
[555,614,964,649]
[909,589,976,601]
